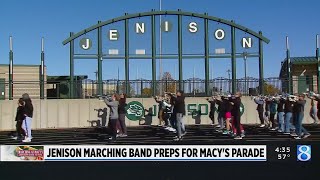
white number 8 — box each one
[298,146,311,161]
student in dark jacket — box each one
[216,97,225,130]
[264,98,271,126]
[22,93,33,143]
[294,94,310,139]
[154,96,164,126]
[269,98,278,130]
[284,97,294,134]
[168,90,186,141]
[254,96,265,127]
[230,92,243,139]
[104,94,120,140]
[276,97,285,132]
[207,96,216,125]
[118,93,128,137]
[223,95,233,135]
[11,98,26,140]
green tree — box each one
[159,72,177,94]
[257,81,281,95]
[120,82,135,96]
[142,87,152,97]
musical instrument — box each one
[98,95,112,101]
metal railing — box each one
[0,77,314,99]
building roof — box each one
[47,75,88,82]
[0,64,47,67]
[279,56,318,78]
[287,56,318,64]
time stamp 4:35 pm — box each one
[274,145,312,161]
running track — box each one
[0,124,319,145]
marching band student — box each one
[275,96,286,132]
[215,96,225,130]
[168,96,176,132]
[154,96,164,126]
[168,90,186,141]
[230,92,243,140]
[11,98,26,140]
[269,97,278,130]
[118,93,128,137]
[315,95,320,121]
[223,95,233,135]
[104,94,120,141]
[264,97,271,127]
[284,96,294,135]
[254,96,265,127]
[230,94,245,137]
[163,96,176,132]
[291,94,299,134]
[207,96,217,125]
[22,93,33,143]
[308,94,319,124]
[294,94,311,139]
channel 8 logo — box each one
[297,145,311,161]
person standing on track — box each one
[168,90,186,141]
[207,96,217,126]
[154,96,165,126]
[230,92,243,140]
[269,97,278,130]
[284,96,295,135]
[118,93,128,137]
[11,98,26,140]
[223,95,233,135]
[254,96,265,127]
[275,95,285,132]
[215,95,225,131]
[264,97,271,127]
[294,94,311,139]
[163,96,175,132]
[308,93,319,124]
[22,93,33,143]
[103,94,120,141]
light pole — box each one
[159,0,163,95]
[227,69,231,93]
[94,70,98,95]
[243,52,248,95]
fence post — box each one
[9,36,13,100]
[259,31,264,95]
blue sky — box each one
[0,0,319,80]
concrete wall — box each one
[0,97,315,131]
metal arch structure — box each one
[63,10,270,45]
[63,10,270,98]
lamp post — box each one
[243,52,248,95]
[94,70,98,95]
[159,0,163,96]
[227,69,231,93]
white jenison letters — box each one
[109,30,118,41]
[136,23,145,34]
[242,37,252,48]
[214,29,225,40]
[105,20,253,50]
[82,39,90,50]
[188,22,198,33]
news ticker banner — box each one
[0,144,313,162]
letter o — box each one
[215,29,225,40]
